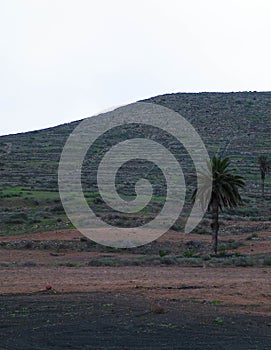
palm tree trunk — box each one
[260,170,266,198]
[211,200,219,255]
[261,178,265,198]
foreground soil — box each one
[1,228,271,349]
[1,265,271,349]
[0,291,271,350]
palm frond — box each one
[192,155,245,212]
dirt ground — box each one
[1,228,271,349]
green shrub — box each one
[219,240,242,251]
[160,256,177,265]
[246,233,258,241]
[88,258,119,267]
[214,317,223,324]
[218,244,227,252]
[178,257,203,267]
[263,256,271,266]
[193,228,210,235]
[158,249,170,257]
[219,250,227,257]
[6,212,28,224]
[64,262,82,267]
[201,254,211,261]
[23,241,34,249]
[228,240,242,249]
[183,251,194,258]
[21,261,37,267]
[50,205,65,213]
[233,257,254,267]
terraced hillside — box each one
[1,91,271,235]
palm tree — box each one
[257,155,270,198]
[192,156,245,254]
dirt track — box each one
[1,266,271,316]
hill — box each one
[1,91,271,235]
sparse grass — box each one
[159,323,177,329]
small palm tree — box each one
[192,156,245,254]
[257,155,270,198]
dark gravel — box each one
[0,292,270,350]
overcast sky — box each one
[0,0,270,136]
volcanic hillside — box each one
[1,91,271,235]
